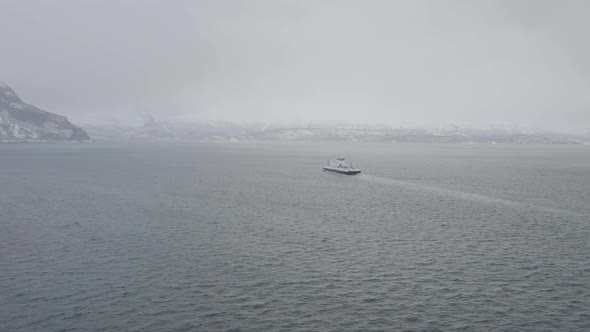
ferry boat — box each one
[323,158,361,175]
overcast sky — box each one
[1,0,589,131]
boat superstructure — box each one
[323,158,361,175]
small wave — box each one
[357,174,585,217]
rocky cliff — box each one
[0,81,89,142]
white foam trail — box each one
[357,174,585,217]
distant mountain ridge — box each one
[119,119,254,140]
[81,119,589,144]
[0,81,89,142]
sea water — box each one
[1,142,589,331]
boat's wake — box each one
[357,174,585,217]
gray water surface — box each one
[1,142,589,331]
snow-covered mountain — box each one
[83,119,589,144]
[118,120,256,141]
[0,81,89,142]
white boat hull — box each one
[322,166,361,175]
